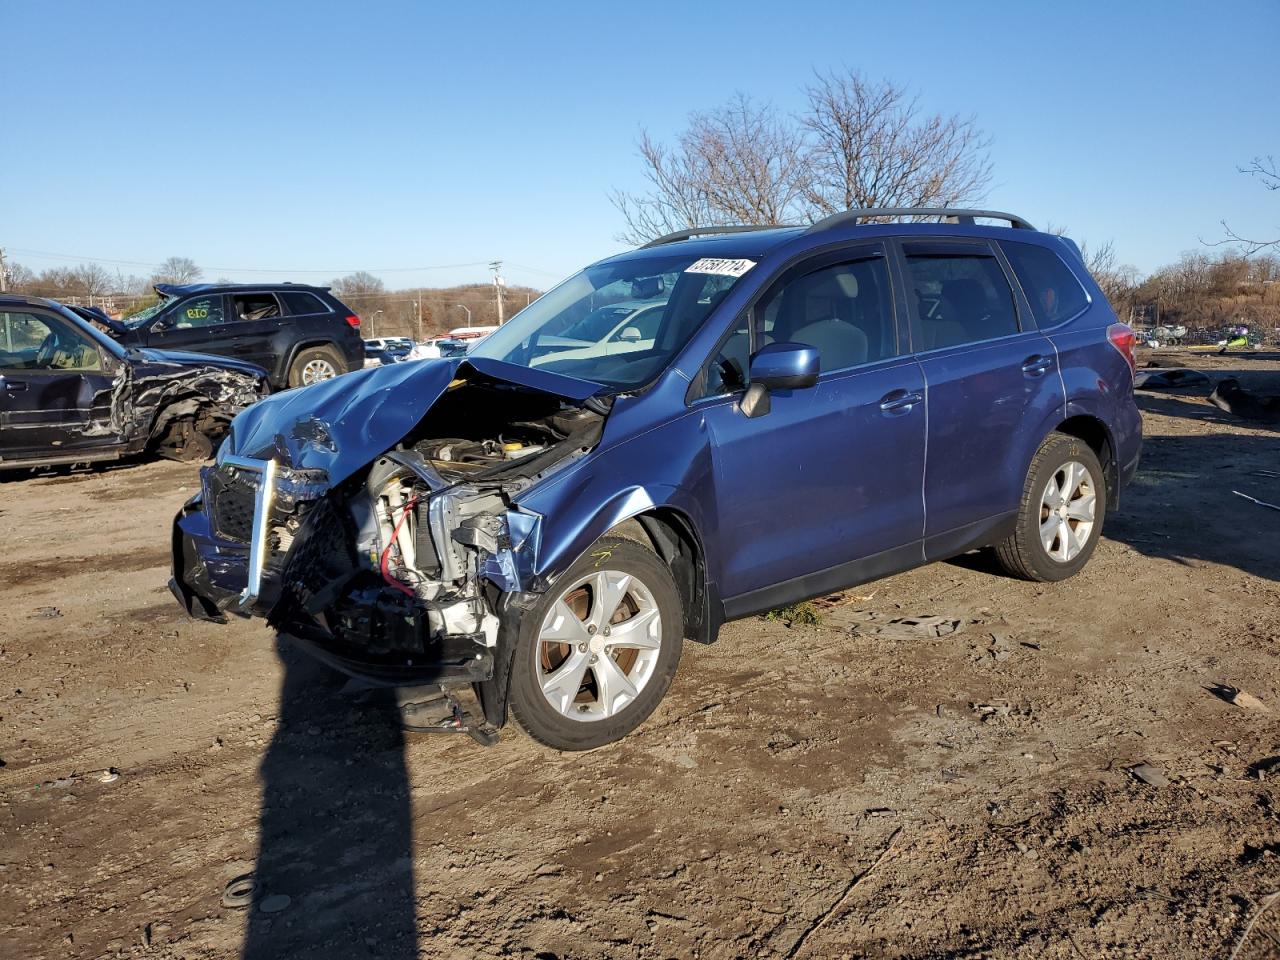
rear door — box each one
[898,238,1062,557]
[228,291,285,370]
[0,308,122,459]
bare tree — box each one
[152,256,203,285]
[612,95,804,244]
[801,71,992,216]
[5,262,36,292]
[612,73,993,244]
[331,271,387,330]
[331,270,386,299]
[72,263,113,304]
[1216,155,1279,255]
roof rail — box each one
[640,224,794,249]
[806,207,1036,233]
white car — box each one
[531,301,665,368]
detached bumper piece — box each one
[400,688,500,747]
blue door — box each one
[696,246,927,609]
[898,239,1063,555]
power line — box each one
[7,247,502,276]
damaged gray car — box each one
[1,294,268,468]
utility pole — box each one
[456,303,472,324]
[0,248,8,293]
[489,260,505,324]
[415,289,423,341]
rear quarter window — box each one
[281,291,331,316]
[1001,241,1091,327]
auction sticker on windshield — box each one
[685,258,756,278]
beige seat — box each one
[784,271,870,371]
[791,316,868,370]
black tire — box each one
[287,345,345,388]
[509,536,684,750]
[994,432,1107,582]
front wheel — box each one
[288,345,345,388]
[994,432,1107,582]
[508,536,684,750]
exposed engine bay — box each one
[188,375,606,687]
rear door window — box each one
[232,292,282,321]
[901,241,1020,350]
[280,291,331,316]
[1000,241,1091,326]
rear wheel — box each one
[288,346,345,388]
[508,536,684,750]
[994,432,1106,582]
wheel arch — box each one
[607,506,716,646]
[480,500,718,732]
[1053,412,1118,508]
[283,338,344,383]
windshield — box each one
[470,253,751,390]
[124,296,172,328]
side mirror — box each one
[150,318,170,334]
[740,342,820,419]
[617,326,642,342]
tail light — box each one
[1107,322,1136,380]
[345,315,361,329]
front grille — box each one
[208,466,259,544]
[278,496,355,613]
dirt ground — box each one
[2,350,1279,960]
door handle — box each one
[879,389,923,415]
[3,379,28,392]
[1022,354,1053,377]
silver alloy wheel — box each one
[1039,459,1097,562]
[301,358,338,384]
[536,569,663,722]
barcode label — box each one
[684,258,756,278]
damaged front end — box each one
[171,361,605,703]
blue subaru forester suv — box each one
[171,208,1141,750]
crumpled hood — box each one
[227,356,601,484]
[134,348,268,381]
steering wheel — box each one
[717,356,745,391]
[36,333,62,368]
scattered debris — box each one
[1133,368,1210,390]
[98,768,120,784]
[1206,685,1272,713]
[221,874,257,909]
[1210,377,1280,422]
[672,754,698,769]
[1233,490,1280,512]
[1128,763,1169,787]
[889,615,964,637]
[1228,890,1280,960]
[31,606,61,620]
[1246,757,1280,781]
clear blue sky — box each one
[3,0,1277,289]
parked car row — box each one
[171,207,1143,750]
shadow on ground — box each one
[242,638,417,959]
[1106,431,1280,583]
[946,431,1280,585]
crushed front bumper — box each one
[169,458,497,686]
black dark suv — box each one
[109,283,365,389]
